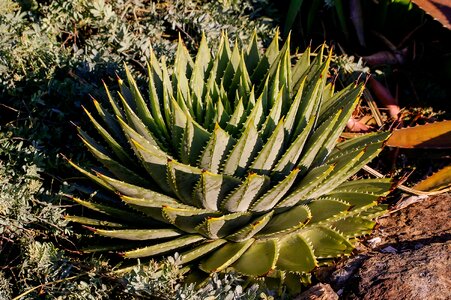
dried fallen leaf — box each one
[386,120,451,148]
[363,165,446,196]
[413,165,451,192]
[346,117,370,132]
[412,0,451,29]
[393,195,429,211]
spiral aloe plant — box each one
[67,31,391,282]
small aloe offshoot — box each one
[67,31,391,284]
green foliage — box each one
[0,271,12,300]
[122,256,185,299]
[0,136,67,241]
[0,0,63,90]
[14,242,114,299]
[0,136,75,298]
[123,256,270,299]
[68,31,391,289]
[177,273,273,299]
[121,254,273,300]
[0,0,277,94]
[122,256,274,299]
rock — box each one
[374,193,451,249]
[294,283,338,300]
[352,242,451,300]
[333,193,451,299]
[329,255,367,289]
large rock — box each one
[332,193,451,299]
[351,242,451,300]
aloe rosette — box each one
[67,32,391,281]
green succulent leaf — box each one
[66,159,114,192]
[330,216,375,238]
[181,239,228,264]
[167,160,202,206]
[83,105,132,166]
[296,107,343,175]
[195,212,252,239]
[276,164,335,209]
[69,196,152,226]
[245,31,260,74]
[227,211,274,242]
[97,173,166,199]
[162,206,219,233]
[221,173,270,212]
[64,216,124,228]
[199,124,236,173]
[180,115,211,165]
[307,198,351,224]
[91,228,182,241]
[225,97,246,135]
[222,121,262,177]
[328,131,391,162]
[130,139,171,194]
[321,192,379,210]
[292,46,311,91]
[258,205,311,237]
[120,195,190,210]
[250,118,286,174]
[232,238,279,276]
[78,129,147,186]
[276,232,317,273]
[200,239,254,273]
[260,86,285,140]
[122,235,205,258]
[251,168,300,212]
[118,90,163,150]
[272,116,315,179]
[299,226,353,259]
[329,178,392,195]
[193,171,241,211]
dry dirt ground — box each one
[297,193,451,300]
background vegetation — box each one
[0,0,449,299]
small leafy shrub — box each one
[67,31,391,289]
[123,256,272,299]
[1,0,277,94]
[0,136,66,242]
[0,271,12,300]
[122,256,185,299]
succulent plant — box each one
[67,31,391,283]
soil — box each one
[302,193,451,300]
[375,193,451,246]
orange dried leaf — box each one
[412,0,451,29]
[413,165,451,193]
[386,120,451,148]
